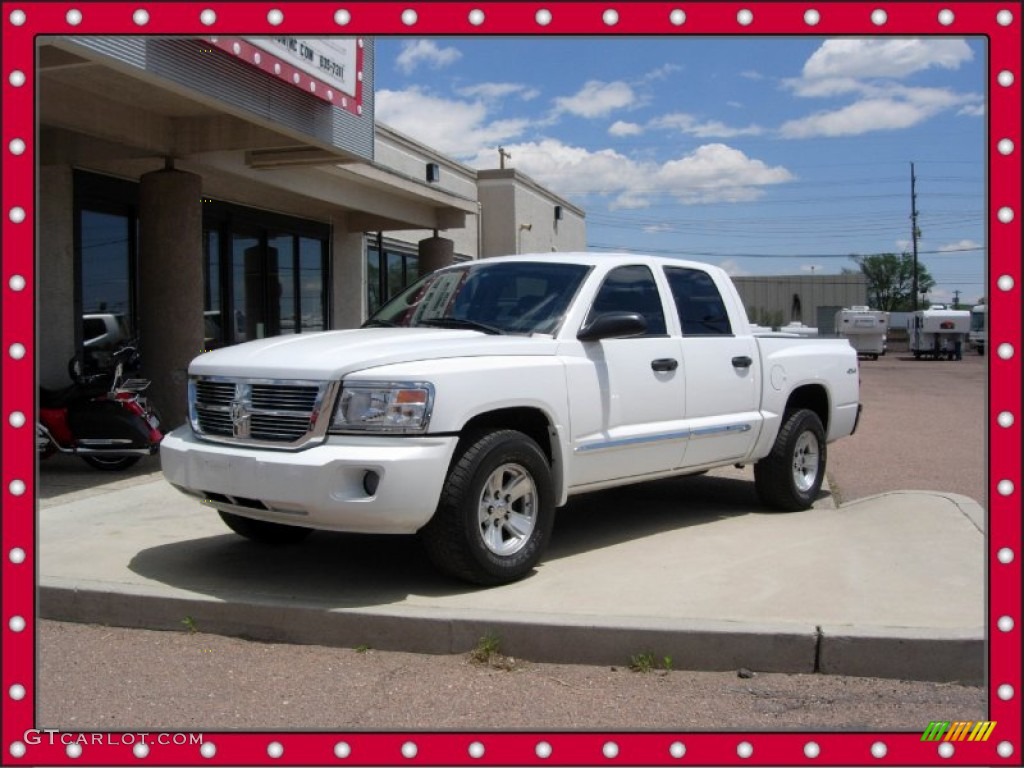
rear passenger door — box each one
[663,266,761,467]
[563,265,687,488]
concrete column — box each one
[418,235,455,277]
[139,167,203,429]
[38,165,76,388]
[333,228,366,328]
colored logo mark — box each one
[922,721,997,742]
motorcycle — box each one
[38,343,164,471]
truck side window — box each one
[663,267,733,336]
[586,265,666,336]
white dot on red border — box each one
[997,480,1015,496]
[9,274,26,291]
[536,741,552,759]
[334,742,351,758]
[9,9,26,25]
[401,8,417,25]
[997,547,1015,563]
[998,138,1015,155]
[401,742,417,759]
[9,742,27,758]
[804,9,820,25]
[9,206,26,223]
[938,742,955,758]
[737,9,753,25]
[200,8,216,25]
[997,411,1015,428]
[997,343,1014,360]
[603,9,619,26]
[997,275,1014,291]
[603,742,619,758]
[9,479,26,496]
[9,343,26,360]
[133,9,149,25]
[669,742,686,758]
[469,9,484,25]
[997,9,1014,25]
[334,9,351,25]
[268,9,283,25]
[669,9,686,25]
[997,742,1014,758]
[200,742,216,758]
[737,742,753,758]
[8,138,25,156]
[66,8,82,25]
[8,684,25,700]
[997,207,1014,223]
[871,742,887,758]
[997,683,1015,699]
[938,9,954,25]
[468,741,485,758]
[267,742,283,758]
[66,743,82,759]
[9,70,26,87]
[9,616,26,632]
[133,743,149,758]
[871,9,887,24]
[9,548,26,564]
[997,615,1014,632]
[536,9,552,25]
[9,411,26,427]
[998,70,1015,87]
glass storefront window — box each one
[367,240,420,315]
[299,237,325,332]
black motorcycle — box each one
[38,343,164,471]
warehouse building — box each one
[732,273,868,335]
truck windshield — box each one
[364,261,590,336]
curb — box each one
[39,583,983,684]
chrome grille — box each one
[190,377,337,449]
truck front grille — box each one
[190,377,338,450]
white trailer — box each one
[834,306,888,360]
[908,306,970,360]
[969,304,986,355]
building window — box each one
[73,171,139,367]
[366,237,419,315]
[203,202,330,346]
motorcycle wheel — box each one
[81,455,141,471]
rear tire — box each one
[218,510,313,546]
[754,409,826,511]
[81,455,141,471]
[421,429,555,586]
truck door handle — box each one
[651,358,678,372]
[732,356,753,368]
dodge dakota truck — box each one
[161,253,861,585]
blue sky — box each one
[373,36,987,306]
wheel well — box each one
[459,408,554,464]
[785,384,830,432]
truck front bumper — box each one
[160,426,459,534]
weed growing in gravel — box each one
[629,653,674,673]
[181,616,198,634]
[469,633,520,671]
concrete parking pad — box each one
[38,464,985,683]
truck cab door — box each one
[562,265,687,489]
[663,266,761,467]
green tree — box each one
[847,253,935,311]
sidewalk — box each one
[38,460,985,683]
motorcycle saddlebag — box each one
[67,400,152,448]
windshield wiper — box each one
[418,317,505,335]
[362,319,397,328]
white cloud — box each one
[395,40,462,74]
[740,70,765,81]
[957,104,985,117]
[609,120,643,137]
[375,88,528,157]
[456,82,540,101]
[650,112,764,139]
[780,98,936,138]
[554,80,636,118]
[718,259,752,276]
[801,38,973,81]
[464,140,793,208]
[780,38,980,139]
[938,239,983,252]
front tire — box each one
[218,510,313,546]
[421,430,555,586]
[754,409,826,511]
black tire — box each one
[218,510,313,546]
[421,430,555,586]
[754,408,827,511]
[81,455,141,471]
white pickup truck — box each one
[162,253,861,585]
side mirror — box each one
[577,312,648,342]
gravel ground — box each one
[36,349,989,731]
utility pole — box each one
[910,162,920,311]
[498,146,511,169]
[952,289,961,308]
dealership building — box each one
[37,36,585,425]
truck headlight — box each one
[330,382,434,434]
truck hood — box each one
[189,328,558,380]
